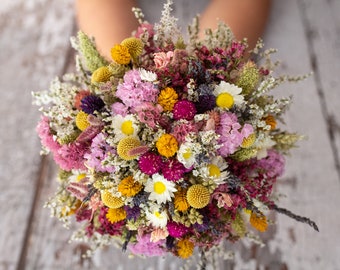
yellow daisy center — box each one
[154,211,162,218]
[208,164,221,177]
[216,93,234,109]
[121,120,134,135]
[154,181,166,194]
[183,149,192,160]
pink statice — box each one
[36,116,61,152]
[116,70,159,110]
[217,112,253,156]
[54,142,89,171]
[84,133,116,173]
[135,102,164,129]
[129,233,166,257]
[135,23,155,39]
[257,150,285,178]
[171,121,198,144]
[111,102,128,117]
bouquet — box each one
[33,0,317,265]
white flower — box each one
[254,135,276,159]
[144,173,177,204]
[139,68,157,82]
[213,81,244,109]
[177,141,201,169]
[145,204,168,228]
[111,114,139,141]
[200,156,229,185]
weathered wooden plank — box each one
[240,0,340,269]
[22,0,340,269]
[0,0,75,269]
[298,0,340,179]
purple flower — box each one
[84,133,116,173]
[81,95,105,114]
[138,152,163,175]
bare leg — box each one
[75,0,271,59]
[199,0,271,49]
[75,0,139,59]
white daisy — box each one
[145,205,168,228]
[177,141,201,169]
[111,114,139,141]
[254,135,276,159]
[139,68,157,82]
[200,156,229,185]
[144,173,177,204]
[213,81,244,110]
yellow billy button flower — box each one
[111,44,131,65]
[176,238,195,259]
[117,136,141,160]
[91,66,112,83]
[118,175,142,197]
[106,207,127,223]
[101,190,124,209]
[156,134,178,158]
[158,87,178,111]
[121,37,144,60]
[250,211,268,232]
[186,184,210,209]
[75,111,90,131]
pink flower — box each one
[116,70,159,110]
[129,233,166,257]
[217,112,254,156]
[171,121,198,144]
[135,102,164,129]
[36,116,61,152]
[54,142,89,171]
[135,23,154,39]
[111,102,128,116]
[153,51,174,69]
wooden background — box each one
[1,0,339,269]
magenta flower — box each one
[162,159,185,182]
[138,152,163,175]
[173,100,197,121]
[167,221,190,238]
